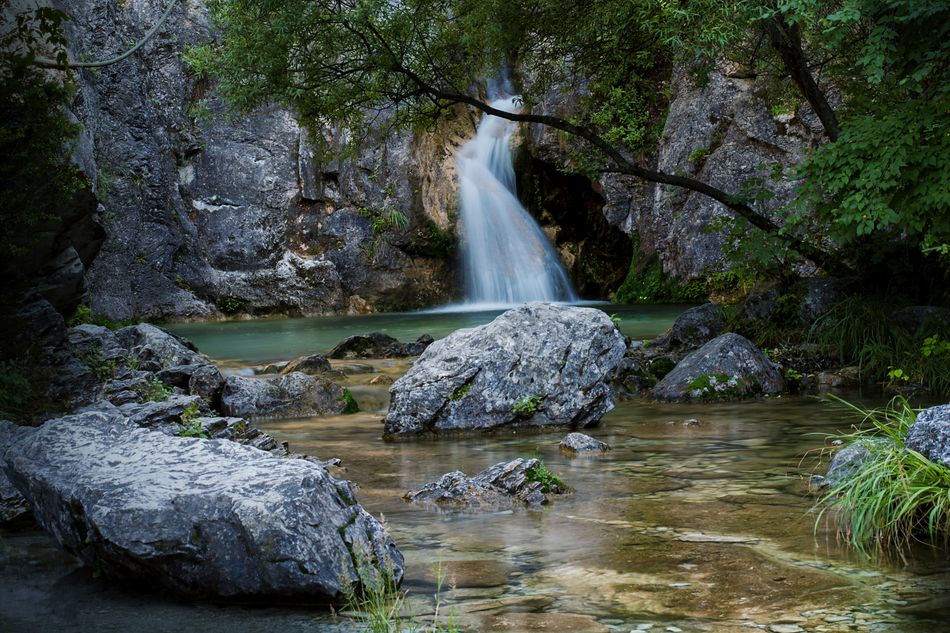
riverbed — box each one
[2,305,948,632]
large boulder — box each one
[652,333,783,401]
[905,404,950,469]
[0,410,402,599]
[404,458,567,510]
[220,373,349,419]
[384,303,627,436]
[280,354,332,375]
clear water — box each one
[165,302,690,364]
[456,96,576,305]
[4,308,949,632]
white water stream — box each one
[456,96,577,308]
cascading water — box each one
[456,96,577,307]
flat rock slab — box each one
[404,458,567,510]
[384,303,626,436]
[0,410,402,600]
[220,373,348,419]
[652,333,783,401]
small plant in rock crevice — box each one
[525,459,569,494]
[512,395,542,417]
[449,383,471,401]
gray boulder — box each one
[328,332,409,359]
[656,303,724,350]
[220,373,348,419]
[821,438,887,489]
[559,432,610,455]
[281,354,332,375]
[189,363,226,403]
[0,410,402,599]
[652,333,783,401]
[118,395,211,431]
[384,303,627,436]
[905,404,950,469]
[404,458,566,510]
[115,324,205,369]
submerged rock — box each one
[820,438,887,489]
[384,303,626,436]
[404,458,567,510]
[652,333,783,401]
[220,373,349,419]
[559,432,610,455]
[905,404,950,469]
[0,410,403,600]
[280,354,332,375]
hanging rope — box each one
[32,0,183,70]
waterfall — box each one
[456,96,577,308]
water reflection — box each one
[260,381,950,632]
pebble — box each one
[768,625,803,633]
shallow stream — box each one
[3,305,949,632]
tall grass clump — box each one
[340,561,462,633]
[808,296,950,397]
[814,396,950,556]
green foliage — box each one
[0,358,33,421]
[512,395,542,418]
[524,459,568,494]
[338,387,359,414]
[217,296,246,315]
[68,304,133,331]
[177,402,209,438]
[0,7,86,259]
[808,297,950,397]
[648,357,676,380]
[614,255,707,304]
[341,558,462,633]
[814,396,950,556]
[79,350,117,382]
[449,383,471,401]
[139,377,172,402]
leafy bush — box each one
[814,397,950,556]
[177,402,209,439]
[139,377,172,402]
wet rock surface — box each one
[0,410,402,600]
[652,333,783,401]
[559,432,610,455]
[404,458,567,510]
[220,373,348,419]
[280,354,332,375]
[385,303,626,436]
[905,404,950,469]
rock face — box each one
[384,303,627,436]
[47,0,458,321]
[0,469,32,529]
[0,410,402,599]
[559,432,610,455]
[220,373,348,419]
[905,404,950,469]
[652,333,783,401]
[404,458,566,510]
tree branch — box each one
[32,0,182,70]
[766,14,840,141]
